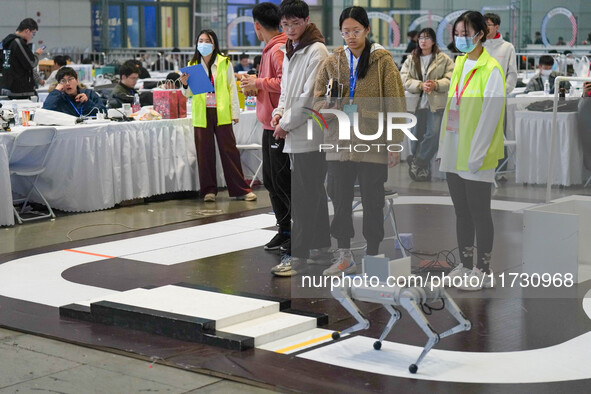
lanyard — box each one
[349,51,357,102]
[66,95,83,116]
[455,69,476,106]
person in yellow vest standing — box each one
[180,29,256,203]
[436,11,505,291]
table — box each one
[1,112,263,226]
[514,110,583,186]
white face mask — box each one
[540,69,552,77]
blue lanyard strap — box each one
[66,95,83,117]
[349,51,357,102]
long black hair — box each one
[190,29,226,71]
[339,6,371,79]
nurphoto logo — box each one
[304,107,418,153]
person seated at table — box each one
[45,55,67,85]
[124,59,150,79]
[109,63,139,108]
[43,67,106,117]
[234,54,252,73]
[524,55,569,94]
[163,72,181,89]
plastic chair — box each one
[236,143,263,187]
[8,127,57,223]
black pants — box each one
[327,161,387,256]
[291,152,331,259]
[262,129,291,233]
[446,172,493,270]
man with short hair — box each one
[241,2,290,253]
[483,13,517,94]
[109,63,140,108]
[43,67,105,117]
[524,55,569,94]
[1,18,44,99]
[269,0,330,276]
[234,54,252,72]
[45,55,68,85]
[125,59,150,79]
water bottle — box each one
[12,103,19,126]
[132,93,141,112]
[544,80,550,95]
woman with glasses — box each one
[180,29,256,203]
[401,28,454,182]
[437,11,505,291]
[313,6,405,276]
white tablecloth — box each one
[0,144,12,226]
[515,110,583,186]
[0,112,264,226]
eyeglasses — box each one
[418,36,432,41]
[341,30,364,39]
[280,20,304,31]
[59,77,76,85]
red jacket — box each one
[255,33,287,130]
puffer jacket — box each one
[400,51,454,112]
[313,44,406,164]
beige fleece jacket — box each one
[313,45,406,164]
[400,51,454,112]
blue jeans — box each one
[410,108,444,169]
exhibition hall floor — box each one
[1,167,590,393]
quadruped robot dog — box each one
[330,264,471,374]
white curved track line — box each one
[1,203,589,384]
[299,332,591,383]
[0,214,277,307]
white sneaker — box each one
[447,263,472,286]
[322,249,357,276]
[203,193,216,202]
[271,255,307,277]
[236,192,257,201]
[457,267,495,291]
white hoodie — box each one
[483,35,517,94]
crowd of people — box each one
[2,2,590,291]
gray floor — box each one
[0,164,589,393]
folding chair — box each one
[494,139,517,188]
[8,127,57,223]
[236,143,263,188]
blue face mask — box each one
[197,43,213,56]
[454,33,479,53]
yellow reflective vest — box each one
[441,48,506,171]
[190,54,232,128]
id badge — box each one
[446,101,459,133]
[206,92,217,107]
[343,104,357,124]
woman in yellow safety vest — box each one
[180,29,256,203]
[436,11,505,291]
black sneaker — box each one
[408,160,419,181]
[264,232,289,251]
[279,238,291,255]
